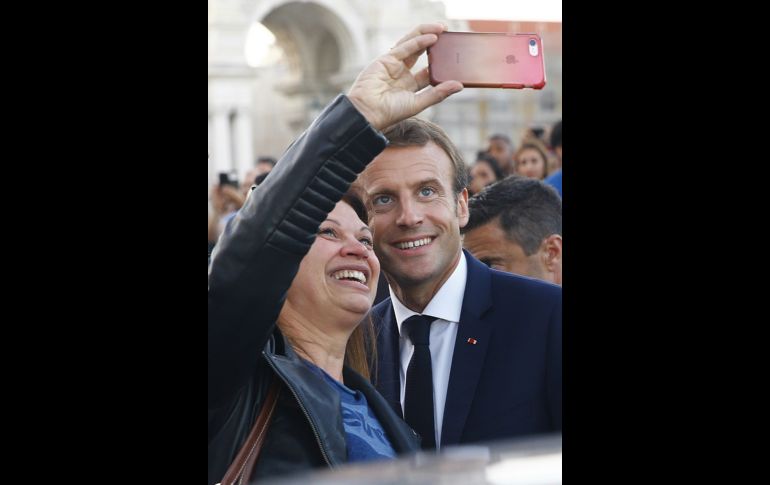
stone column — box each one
[233,108,254,180]
[211,110,233,178]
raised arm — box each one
[208,23,462,406]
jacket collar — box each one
[265,331,418,465]
[264,333,347,465]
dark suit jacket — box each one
[372,250,562,447]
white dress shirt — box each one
[389,252,467,449]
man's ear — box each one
[540,234,562,271]
[457,188,469,228]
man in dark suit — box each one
[358,118,561,450]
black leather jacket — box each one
[208,95,420,484]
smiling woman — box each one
[280,195,381,373]
[209,22,464,485]
[207,98,414,483]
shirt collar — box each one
[390,251,468,337]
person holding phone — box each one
[208,23,462,484]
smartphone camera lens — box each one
[528,38,539,56]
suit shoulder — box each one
[370,298,393,318]
[489,268,561,297]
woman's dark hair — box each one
[340,188,377,379]
[474,151,506,182]
[341,191,368,224]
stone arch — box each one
[249,0,366,75]
[244,0,369,136]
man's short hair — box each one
[256,156,277,167]
[463,175,561,255]
[382,118,468,195]
[489,133,513,146]
[530,127,545,140]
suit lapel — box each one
[441,251,494,446]
[373,302,403,418]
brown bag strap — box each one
[219,379,281,485]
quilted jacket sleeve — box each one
[208,95,387,406]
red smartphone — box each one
[428,32,546,89]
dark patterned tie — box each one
[403,314,436,450]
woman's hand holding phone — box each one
[347,23,464,132]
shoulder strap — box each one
[219,379,281,485]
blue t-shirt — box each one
[302,360,397,462]
[544,169,562,197]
